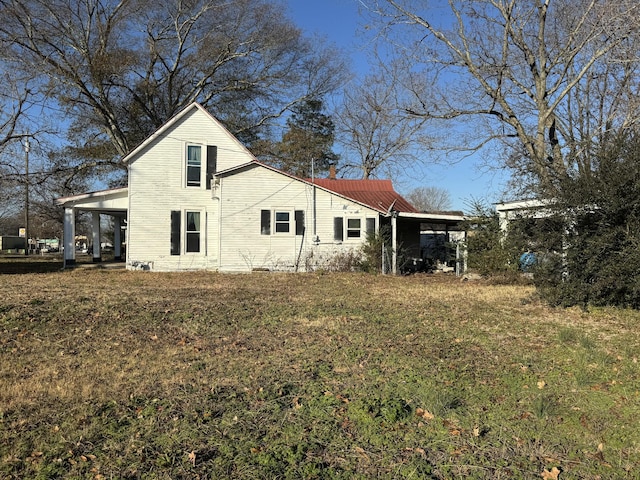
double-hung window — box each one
[334,217,368,241]
[275,211,290,233]
[346,218,361,238]
[170,210,202,254]
[186,144,217,189]
[186,211,201,252]
[261,209,304,235]
[186,145,202,187]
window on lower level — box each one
[275,211,290,233]
[186,211,201,252]
[347,218,361,238]
[261,210,304,235]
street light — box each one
[24,137,29,256]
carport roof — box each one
[55,187,128,213]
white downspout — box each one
[214,177,222,271]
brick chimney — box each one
[329,164,336,180]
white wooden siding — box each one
[127,107,253,271]
[218,165,380,272]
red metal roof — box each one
[311,178,419,214]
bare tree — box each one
[0,70,47,230]
[363,0,640,189]
[337,67,430,179]
[0,0,349,173]
[405,186,452,212]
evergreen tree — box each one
[275,99,339,178]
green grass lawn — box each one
[1,269,639,478]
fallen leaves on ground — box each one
[541,466,560,479]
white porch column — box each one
[63,207,76,267]
[391,213,398,275]
[92,211,101,263]
[114,216,122,261]
[498,210,509,233]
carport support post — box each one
[92,212,101,263]
[391,213,398,275]
[63,207,76,267]
[114,216,122,261]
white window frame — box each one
[274,210,293,235]
[346,218,362,239]
[185,210,202,253]
[186,144,203,188]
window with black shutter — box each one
[185,211,201,253]
[186,145,201,187]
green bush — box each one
[464,203,519,276]
[535,132,640,308]
[360,225,392,273]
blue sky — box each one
[285,0,510,212]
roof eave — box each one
[55,187,128,206]
[398,211,465,222]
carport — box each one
[55,188,128,267]
[390,211,466,274]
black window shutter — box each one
[170,211,181,255]
[206,145,217,189]
[261,210,271,235]
[366,218,376,235]
[295,210,305,235]
[334,217,343,241]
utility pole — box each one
[24,136,29,255]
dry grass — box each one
[1,268,640,478]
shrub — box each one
[535,132,640,308]
[304,247,363,272]
[360,225,392,273]
[464,202,519,276]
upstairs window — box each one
[186,145,202,187]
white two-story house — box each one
[57,103,464,273]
